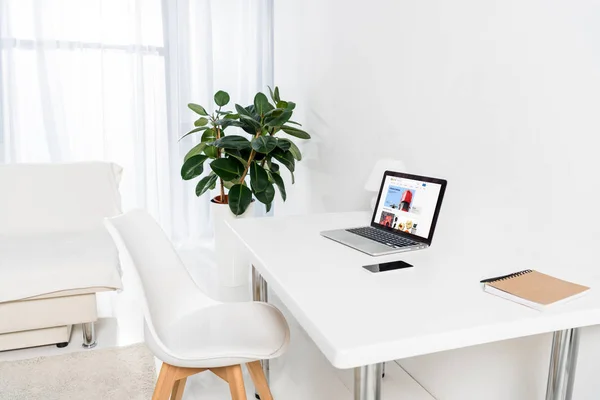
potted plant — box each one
[181,87,310,285]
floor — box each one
[0,247,435,400]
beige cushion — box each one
[0,162,123,235]
[0,229,122,303]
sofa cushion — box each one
[0,162,122,235]
[0,229,122,303]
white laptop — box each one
[320,171,447,256]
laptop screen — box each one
[373,174,444,240]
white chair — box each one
[0,162,124,351]
[105,209,290,400]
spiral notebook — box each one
[481,270,590,310]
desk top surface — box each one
[228,211,600,369]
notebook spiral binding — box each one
[487,269,533,284]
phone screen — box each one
[363,260,413,273]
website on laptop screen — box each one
[373,175,442,239]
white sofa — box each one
[0,162,124,351]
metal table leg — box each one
[545,328,580,400]
[252,265,270,398]
[355,363,383,400]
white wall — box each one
[274,1,600,399]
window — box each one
[0,0,166,163]
[0,0,274,242]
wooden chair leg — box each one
[171,377,187,400]
[152,363,178,400]
[247,361,273,400]
[226,364,247,400]
[209,366,230,382]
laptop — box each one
[320,171,447,256]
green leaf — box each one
[251,136,278,154]
[179,126,210,141]
[279,138,302,160]
[223,179,236,190]
[216,110,232,115]
[181,155,208,180]
[250,162,270,193]
[239,114,262,131]
[270,171,286,201]
[211,135,252,150]
[274,87,281,103]
[272,149,295,173]
[216,119,235,129]
[203,145,219,158]
[235,104,253,118]
[184,142,208,162]
[276,101,288,109]
[210,158,245,181]
[216,119,242,130]
[195,173,218,197]
[267,159,280,173]
[285,101,296,111]
[214,90,230,106]
[239,122,258,135]
[235,107,259,133]
[253,151,266,162]
[188,103,208,116]
[228,184,253,215]
[268,86,281,103]
[265,110,292,127]
[265,202,272,213]
[201,128,217,142]
[281,125,311,139]
[287,120,302,126]
[194,117,209,127]
[224,113,239,120]
[268,86,276,103]
[254,183,275,205]
[246,105,258,118]
[254,92,274,115]
[224,148,250,166]
[276,138,291,151]
[264,108,284,119]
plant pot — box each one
[210,196,255,287]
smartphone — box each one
[363,260,413,273]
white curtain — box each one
[0,0,273,244]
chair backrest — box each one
[104,209,217,347]
[0,162,123,235]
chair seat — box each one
[153,301,290,368]
[0,229,122,303]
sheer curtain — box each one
[0,0,273,244]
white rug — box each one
[0,343,156,400]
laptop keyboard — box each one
[347,226,418,248]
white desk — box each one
[228,211,600,400]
